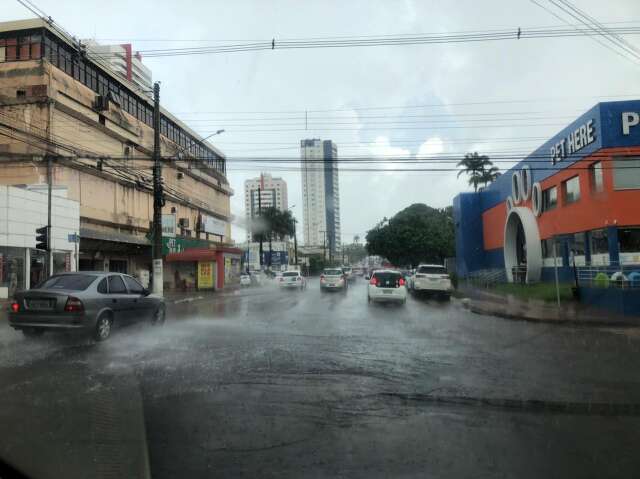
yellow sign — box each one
[197,261,215,289]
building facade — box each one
[453,100,640,303]
[0,185,79,298]
[244,173,288,241]
[0,19,240,291]
[83,41,152,94]
[300,139,341,253]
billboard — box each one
[201,214,226,236]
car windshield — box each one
[36,274,97,291]
[418,266,447,275]
[323,269,343,276]
[2,2,639,477]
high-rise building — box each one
[83,40,153,94]
[244,173,288,241]
[300,139,341,253]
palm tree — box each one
[457,152,493,192]
[480,166,501,188]
[353,235,360,245]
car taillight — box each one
[64,297,84,313]
[320,275,325,282]
[369,277,377,286]
[399,278,405,286]
[10,301,19,313]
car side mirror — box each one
[142,288,150,296]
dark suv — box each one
[9,272,165,341]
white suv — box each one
[410,264,452,300]
[368,270,407,304]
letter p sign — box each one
[622,112,640,135]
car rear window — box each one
[418,266,447,274]
[373,272,402,285]
[282,272,299,277]
[324,269,343,275]
[37,274,97,291]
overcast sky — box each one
[3,0,640,244]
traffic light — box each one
[35,226,49,251]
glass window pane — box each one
[590,229,609,255]
[613,157,640,190]
[108,275,127,293]
[563,176,580,204]
[542,186,557,211]
[619,228,640,253]
[123,275,144,294]
[97,278,108,294]
[590,161,604,193]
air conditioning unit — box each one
[178,218,189,228]
[93,95,109,111]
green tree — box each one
[365,203,454,268]
[252,207,295,266]
[480,166,501,188]
[457,152,493,192]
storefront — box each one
[453,100,640,314]
[164,239,242,291]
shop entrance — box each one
[504,208,542,283]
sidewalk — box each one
[459,285,640,327]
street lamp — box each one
[184,129,225,155]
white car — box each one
[240,274,251,286]
[410,264,452,299]
[320,268,347,292]
[278,270,306,290]
[367,269,407,304]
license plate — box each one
[28,299,54,310]
[383,290,393,294]
[328,283,335,287]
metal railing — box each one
[466,268,507,288]
[576,263,640,289]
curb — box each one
[466,300,639,328]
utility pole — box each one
[152,82,163,295]
[258,186,263,269]
[293,219,298,265]
[46,154,52,277]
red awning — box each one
[165,248,217,262]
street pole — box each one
[553,239,561,308]
[46,155,52,278]
[258,186,263,269]
[152,81,163,295]
[293,219,298,265]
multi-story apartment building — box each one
[0,18,241,291]
[300,139,341,253]
[83,40,153,94]
[244,173,288,241]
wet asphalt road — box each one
[1,278,640,478]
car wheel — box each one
[442,293,451,302]
[22,328,44,338]
[152,306,166,326]
[94,315,112,341]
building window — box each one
[542,186,557,212]
[590,161,604,193]
[618,228,640,253]
[590,229,609,255]
[613,156,640,190]
[562,176,580,204]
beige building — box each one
[244,173,288,241]
[0,19,240,291]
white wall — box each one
[0,185,80,254]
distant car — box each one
[410,264,452,300]
[368,269,407,304]
[240,274,252,286]
[8,272,165,341]
[341,266,355,282]
[320,268,347,292]
[278,271,306,290]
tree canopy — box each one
[457,152,499,192]
[365,203,454,268]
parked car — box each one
[278,270,306,290]
[240,274,252,286]
[8,272,165,341]
[410,264,452,300]
[320,268,347,292]
[368,269,407,304]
